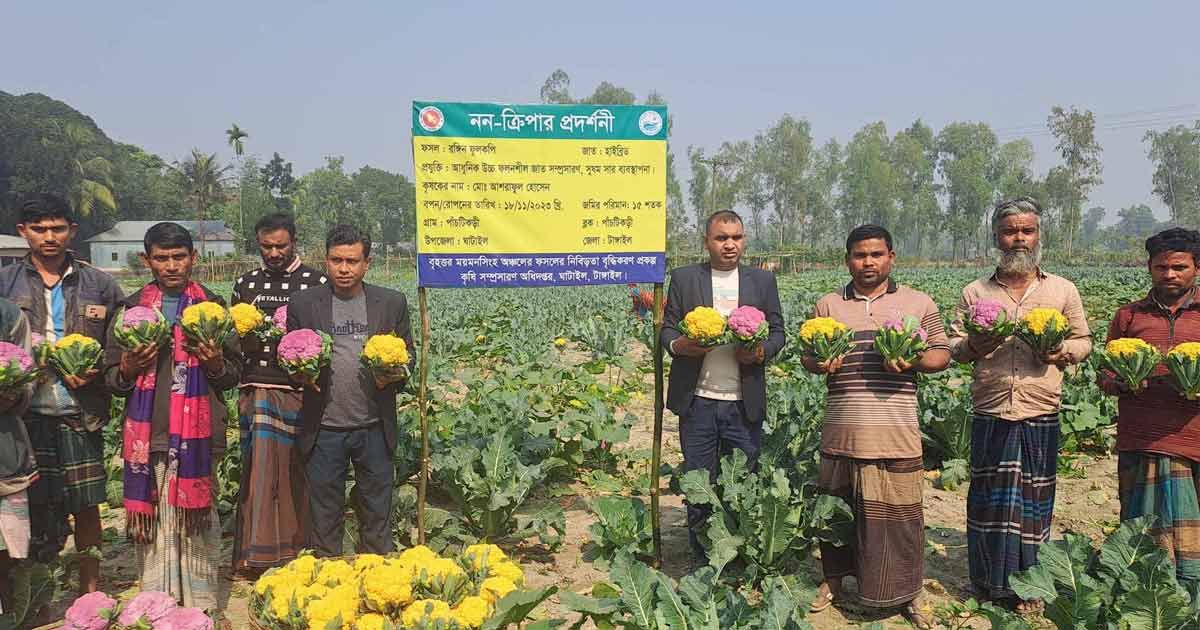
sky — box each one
[5,1,1199,224]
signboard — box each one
[413,101,667,287]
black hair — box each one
[1146,227,1200,265]
[325,224,371,257]
[254,212,297,239]
[20,193,76,225]
[143,222,194,253]
[704,210,743,236]
[846,224,894,254]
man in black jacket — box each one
[660,210,786,562]
[287,224,414,557]
[0,194,122,592]
[229,213,327,575]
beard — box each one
[997,243,1042,275]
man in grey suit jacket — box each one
[660,210,786,561]
[287,224,415,557]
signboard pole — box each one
[650,282,664,567]
[416,286,431,544]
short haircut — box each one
[846,224,893,253]
[991,196,1042,231]
[1146,227,1200,265]
[20,193,75,225]
[325,224,371,257]
[254,212,296,239]
[143,222,194,253]
[704,210,743,236]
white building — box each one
[0,234,30,267]
[86,220,237,271]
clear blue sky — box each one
[5,1,1198,223]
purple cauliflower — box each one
[0,341,34,372]
[122,306,162,329]
[969,299,1004,328]
[64,591,117,630]
[152,606,213,630]
[118,591,178,626]
[728,306,766,337]
[278,329,323,361]
[272,305,288,332]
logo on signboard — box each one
[418,106,444,132]
[638,110,663,136]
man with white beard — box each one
[947,197,1092,614]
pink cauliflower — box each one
[0,342,34,372]
[152,606,213,630]
[118,591,178,626]
[883,317,927,341]
[122,306,162,329]
[31,332,44,345]
[64,591,117,630]
[278,329,323,361]
[272,305,288,332]
[727,306,766,337]
[969,299,1004,328]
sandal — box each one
[1014,599,1044,615]
[904,598,933,630]
[809,581,838,613]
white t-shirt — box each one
[696,267,741,401]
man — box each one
[660,210,786,563]
[103,222,240,616]
[803,225,949,628]
[0,298,36,611]
[288,224,414,557]
[229,213,327,575]
[1101,228,1200,591]
[0,193,122,593]
[949,196,1091,613]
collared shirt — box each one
[948,269,1092,421]
[1108,288,1200,462]
[814,279,950,459]
[30,265,81,416]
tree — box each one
[838,121,897,234]
[217,156,275,248]
[172,149,231,257]
[293,156,356,249]
[225,124,248,158]
[1081,206,1106,249]
[891,121,939,256]
[756,115,813,248]
[260,152,297,211]
[61,122,117,219]
[936,122,998,260]
[1046,106,1103,258]
[225,123,250,248]
[687,146,711,242]
[352,166,416,247]
[1144,123,1200,226]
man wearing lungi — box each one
[803,225,949,628]
[949,197,1091,613]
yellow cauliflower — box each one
[1170,342,1200,359]
[229,303,265,336]
[1106,337,1155,357]
[479,576,517,605]
[362,334,410,366]
[452,595,493,628]
[54,333,100,351]
[799,317,848,342]
[1023,308,1067,335]
[180,301,227,328]
[401,600,452,627]
[488,561,524,587]
[682,306,726,343]
[462,543,508,571]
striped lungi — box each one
[818,454,925,608]
[1118,451,1200,588]
[231,387,307,572]
[0,490,31,559]
[136,453,221,612]
[966,414,1059,600]
[25,412,106,559]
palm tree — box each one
[173,149,231,257]
[225,124,249,245]
[58,123,117,218]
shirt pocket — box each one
[73,295,109,340]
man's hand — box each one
[1041,347,1071,368]
[120,343,159,381]
[672,336,713,358]
[966,332,1006,358]
[883,356,914,374]
[735,344,765,366]
[374,369,408,390]
[290,372,321,393]
[802,354,845,375]
[1100,373,1148,397]
[62,369,100,390]
[186,340,225,376]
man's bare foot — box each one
[1014,598,1044,615]
[904,596,933,629]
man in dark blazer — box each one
[660,210,786,561]
[287,224,415,556]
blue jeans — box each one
[305,424,394,557]
[679,396,762,562]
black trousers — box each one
[304,423,394,556]
[679,396,763,561]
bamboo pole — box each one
[416,286,431,544]
[650,282,665,567]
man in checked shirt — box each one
[229,213,327,576]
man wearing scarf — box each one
[103,223,240,617]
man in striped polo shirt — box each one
[229,213,327,575]
[1102,228,1200,591]
[803,225,949,628]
